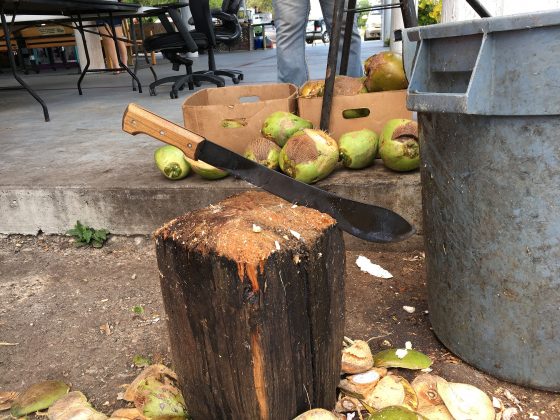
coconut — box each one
[262,111,313,147]
[367,406,421,420]
[365,375,417,412]
[411,374,444,410]
[338,129,379,169]
[292,408,339,419]
[243,137,281,170]
[436,378,494,420]
[338,368,383,397]
[299,80,325,98]
[185,157,228,180]
[47,391,107,420]
[10,380,69,417]
[279,129,339,184]
[136,378,187,420]
[333,75,368,96]
[154,145,191,180]
[379,119,419,172]
[341,340,374,374]
[364,51,408,92]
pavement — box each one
[0,41,422,250]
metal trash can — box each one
[405,10,560,391]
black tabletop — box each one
[0,0,140,15]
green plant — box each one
[418,0,441,26]
[67,221,110,248]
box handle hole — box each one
[342,108,370,119]
[221,118,248,128]
[238,96,260,103]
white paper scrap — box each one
[395,348,408,359]
[355,255,393,278]
[290,230,301,240]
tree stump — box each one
[155,190,345,419]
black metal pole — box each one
[320,0,345,131]
[339,0,356,76]
[466,0,491,17]
[75,16,90,95]
[1,11,50,121]
[400,0,418,28]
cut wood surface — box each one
[155,190,345,419]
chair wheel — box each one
[232,77,240,84]
[217,81,225,87]
[170,90,179,99]
[238,74,244,81]
[194,81,201,87]
[149,88,157,96]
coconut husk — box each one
[341,340,374,374]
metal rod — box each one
[340,0,356,76]
[75,17,90,95]
[346,3,403,13]
[320,0,345,131]
[1,11,50,121]
[400,0,418,28]
[466,0,491,17]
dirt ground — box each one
[1,234,559,419]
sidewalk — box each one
[0,42,421,250]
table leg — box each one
[108,12,142,93]
[139,19,157,83]
[1,12,49,121]
[75,17,90,95]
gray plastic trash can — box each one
[405,10,560,391]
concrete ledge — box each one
[1,162,422,251]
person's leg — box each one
[114,26,128,66]
[273,0,311,86]
[98,24,120,69]
[319,0,363,77]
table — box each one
[0,0,147,121]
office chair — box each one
[143,4,225,99]
[188,0,244,85]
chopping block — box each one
[155,190,345,419]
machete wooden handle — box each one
[122,103,204,160]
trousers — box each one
[273,0,363,86]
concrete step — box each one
[1,162,422,251]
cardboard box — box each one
[182,83,298,154]
[298,90,412,140]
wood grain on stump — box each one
[155,190,345,419]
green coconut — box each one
[279,129,339,184]
[367,406,424,420]
[338,129,379,169]
[185,157,228,180]
[372,348,432,370]
[10,380,70,417]
[154,145,191,180]
[136,378,188,420]
[379,119,419,172]
[261,111,313,147]
[364,51,408,92]
[243,137,281,170]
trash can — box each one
[405,10,560,391]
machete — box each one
[122,103,414,243]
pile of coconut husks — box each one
[1,341,508,420]
[295,338,499,420]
